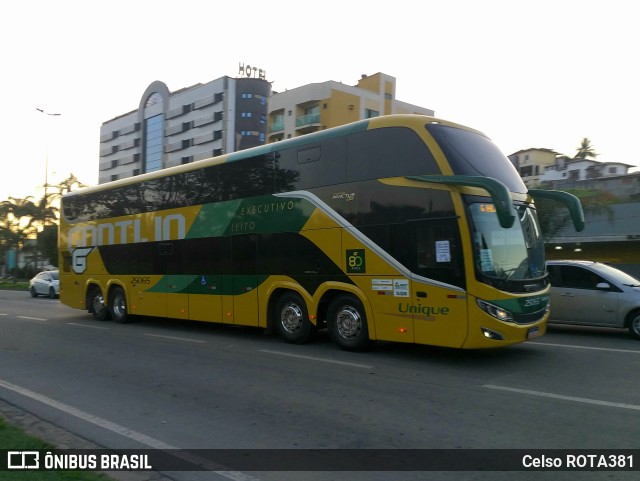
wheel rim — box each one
[632,315,640,336]
[112,292,126,319]
[280,302,303,333]
[92,293,105,314]
[335,306,361,339]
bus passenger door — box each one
[410,219,468,348]
[227,234,260,327]
[162,242,190,320]
[188,236,230,324]
[411,284,468,348]
[189,274,223,323]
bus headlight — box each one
[476,299,513,323]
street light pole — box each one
[36,108,62,199]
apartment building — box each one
[267,72,434,142]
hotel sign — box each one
[238,62,266,80]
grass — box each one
[0,417,113,481]
[0,280,29,291]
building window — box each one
[145,92,162,107]
[305,105,319,116]
[365,109,379,118]
[241,93,253,99]
[144,114,164,173]
[384,93,392,100]
[241,112,253,118]
[259,132,265,142]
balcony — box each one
[269,120,284,133]
[295,113,320,128]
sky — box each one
[1,0,638,201]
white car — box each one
[547,260,640,339]
[29,270,60,299]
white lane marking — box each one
[259,349,374,369]
[0,377,176,449]
[484,384,640,411]
[0,313,7,316]
[17,316,47,321]
[0,378,260,481]
[68,322,110,330]
[143,333,206,344]
[532,341,640,354]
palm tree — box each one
[574,138,598,160]
[0,197,40,274]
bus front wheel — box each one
[275,292,314,344]
[89,286,109,321]
[109,286,130,324]
[327,295,370,352]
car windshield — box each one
[468,201,546,292]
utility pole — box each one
[36,108,62,199]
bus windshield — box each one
[468,201,546,292]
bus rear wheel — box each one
[275,292,314,344]
[327,294,370,352]
[109,286,130,324]
[89,286,109,321]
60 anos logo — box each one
[346,250,366,274]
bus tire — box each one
[89,286,109,321]
[275,292,314,344]
[327,294,370,352]
[627,309,640,340]
[109,286,130,324]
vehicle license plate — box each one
[527,326,540,339]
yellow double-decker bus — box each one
[59,115,584,350]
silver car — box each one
[547,260,640,339]
[29,270,60,299]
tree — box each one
[34,175,87,268]
[574,138,598,160]
[0,174,87,274]
[0,197,40,275]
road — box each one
[1,289,639,481]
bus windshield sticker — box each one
[393,279,409,297]
[480,249,494,272]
